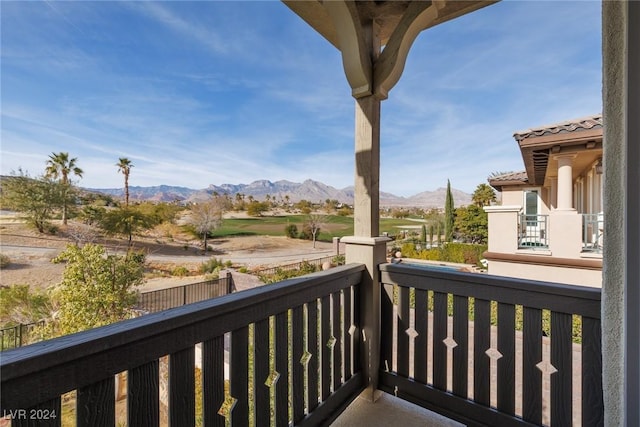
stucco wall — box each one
[488,260,601,288]
[602,1,626,424]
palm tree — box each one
[116,158,133,207]
[45,152,83,225]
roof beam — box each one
[374,1,439,99]
[323,1,373,98]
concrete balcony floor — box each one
[331,390,463,427]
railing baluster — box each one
[343,286,353,380]
[473,298,491,406]
[332,290,342,391]
[352,284,361,374]
[582,316,604,426]
[169,346,195,427]
[307,299,319,412]
[497,302,515,415]
[522,306,542,424]
[203,336,225,427]
[321,295,331,401]
[452,295,469,398]
[77,377,115,427]
[397,286,410,378]
[381,284,394,373]
[414,289,428,384]
[231,326,249,426]
[433,291,448,390]
[551,311,573,426]
[128,361,159,427]
[275,312,288,427]
[254,318,270,423]
[292,305,305,423]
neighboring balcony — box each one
[1,263,603,426]
[582,213,604,254]
[518,214,549,249]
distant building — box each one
[485,115,602,287]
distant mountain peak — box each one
[88,179,471,208]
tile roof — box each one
[489,171,528,182]
[514,114,602,142]
[488,171,528,190]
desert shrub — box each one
[200,257,225,274]
[332,255,345,266]
[0,254,10,269]
[172,266,189,277]
[284,224,298,238]
[259,261,319,284]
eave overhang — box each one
[282,1,497,99]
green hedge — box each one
[400,242,487,266]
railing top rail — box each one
[379,263,601,318]
[1,263,365,410]
[138,277,225,295]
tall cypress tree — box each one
[445,179,455,242]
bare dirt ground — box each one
[0,214,336,291]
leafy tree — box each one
[429,224,435,247]
[1,171,65,233]
[295,199,313,214]
[444,179,455,242]
[45,152,83,224]
[79,205,106,225]
[247,201,270,217]
[51,244,144,335]
[188,197,227,250]
[472,183,497,207]
[135,201,182,225]
[0,285,51,326]
[455,205,489,244]
[116,157,133,207]
[421,224,427,243]
[99,207,155,246]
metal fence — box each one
[518,214,549,249]
[136,273,233,314]
[250,255,340,277]
[0,320,46,351]
[582,213,604,253]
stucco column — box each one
[549,176,558,210]
[353,95,381,237]
[603,1,640,425]
[554,154,577,211]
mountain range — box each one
[89,179,472,208]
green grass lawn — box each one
[213,214,421,241]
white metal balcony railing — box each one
[582,213,604,253]
[518,214,548,249]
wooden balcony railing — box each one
[1,264,365,427]
[1,262,604,426]
[379,262,603,426]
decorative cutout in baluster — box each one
[300,351,312,367]
[485,347,503,360]
[405,326,418,340]
[348,324,356,337]
[265,370,281,388]
[327,335,336,350]
[217,395,238,420]
[536,360,558,376]
[443,336,458,350]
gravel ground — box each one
[0,218,337,290]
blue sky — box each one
[1,1,602,196]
